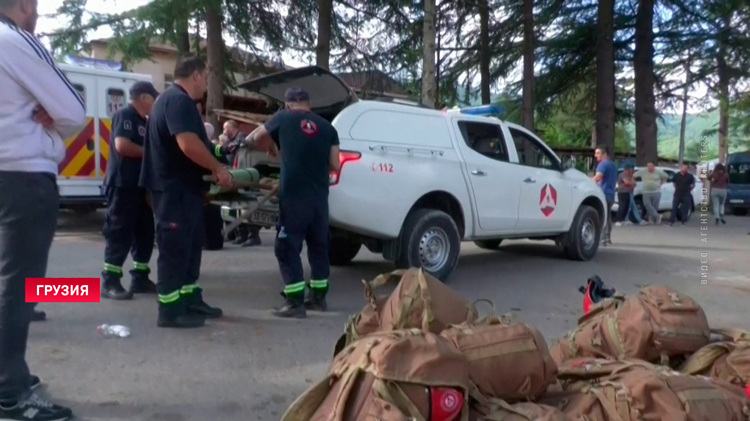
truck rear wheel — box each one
[398,209,461,281]
[329,234,361,266]
[474,239,502,250]
[563,205,601,261]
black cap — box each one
[284,87,310,103]
[129,81,160,99]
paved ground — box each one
[29,211,750,420]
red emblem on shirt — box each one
[300,119,318,138]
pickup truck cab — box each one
[237,66,608,280]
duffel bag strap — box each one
[584,385,627,421]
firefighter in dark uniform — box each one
[139,56,233,328]
[101,81,160,299]
[247,87,341,318]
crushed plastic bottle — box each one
[97,324,130,338]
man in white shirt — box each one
[0,0,85,419]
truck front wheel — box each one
[563,205,601,261]
[398,209,461,281]
[329,234,361,266]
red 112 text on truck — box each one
[237,66,608,281]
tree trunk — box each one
[717,48,730,164]
[479,0,491,104]
[595,0,616,155]
[678,56,692,166]
[421,0,437,109]
[633,0,658,165]
[316,0,333,69]
[205,3,224,131]
[522,0,535,131]
[172,0,190,56]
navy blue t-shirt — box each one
[139,85,212,195]
[105,105,147,189]
[264,109,339,200]
[596,159,618,198]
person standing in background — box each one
[708,163,729,225]
[615,164,638,226]
[100,81,160,300]
[634,162,667,225]
[667,164,695,227]
[1,0,86,418]
[593,146,617,246]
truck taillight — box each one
[329,150,361,186]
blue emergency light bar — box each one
[459,104,505,117]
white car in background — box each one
[611,166,704,221]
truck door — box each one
[98,77,133,178]
[452,119,520,233]
[508,127,573,232]
[58,72,97,181]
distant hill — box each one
[625,110,723,159]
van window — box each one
[457,121,509,162]
[72,84,86,105]
[106,88,126,118]
[349,110,452,148]
[509,128,559,170]
[728,162,750,184]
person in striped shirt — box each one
[0,0,85,419]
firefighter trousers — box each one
[274,197,330,303]
[102,187,155,283]
[150,189,205,306]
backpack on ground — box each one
[541,358,750,421]
[469,400,568,421]
[333,280,389,357]
[680,328,750,386]
[440,317,557,402]
[282,329,472,421]
[371,268,480,334]
[550,285,710,366]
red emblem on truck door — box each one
[540,183,557,217]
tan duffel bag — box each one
[333,280,389,357]
[550,285,710,365]
[282,329,472,421]
[541,358,750,421]
[441,318,557,402]
[371,268,480,334]
[470,399,567,421]
[680,328,750,386]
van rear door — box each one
[57,72,99,197]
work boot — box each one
[271,293,306,319]
[129,270,157,294]
[31,309,46,322]
[157,301,205,328]
[241,235,261,247]
[304,292,328,312]
[184,289,223,319]
[101,273,133,300]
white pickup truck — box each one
[237,66,608,280]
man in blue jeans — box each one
[593,146,617,246]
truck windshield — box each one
[728,162,750,184]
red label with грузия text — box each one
[25,278,100,303]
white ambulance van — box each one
[57,62,153,212]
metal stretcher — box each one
[209,186,279,241]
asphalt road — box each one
[29,211,750,421]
